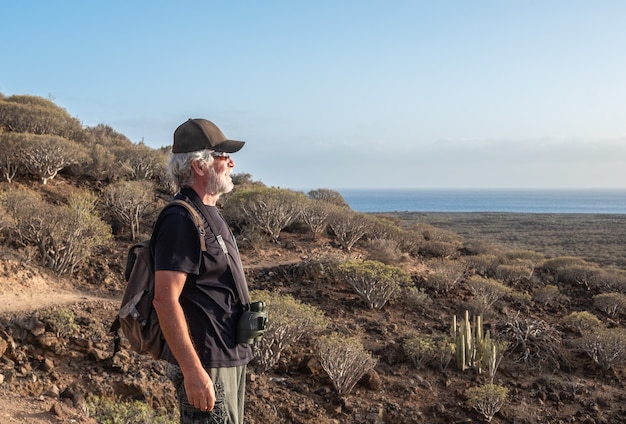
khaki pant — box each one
[167,364,247,424]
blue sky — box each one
[3,1,626,190]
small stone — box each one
[44,384,61,398]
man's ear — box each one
[191,159,206,176]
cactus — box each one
[452,311,503,379]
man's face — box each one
[205,154,234,195]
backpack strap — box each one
[165,199,207,251]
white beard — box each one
[206,166,234,195]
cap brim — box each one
[213,139,245,153]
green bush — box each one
[40,307,80,338]
[307,188,350,208]
[336,260,411,310]
[0,95,85,141]
[87,395,177,424]
[403,333,450,370]
[504,249,545,265]
[542,256,590,273]
[465,384,508,422]
[543,256,603,290]
[561,311,603,335]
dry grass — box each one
[390,212,626,268]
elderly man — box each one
[153,118,253,423]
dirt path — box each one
[1,289,105,315]
[0,256,113,315]
[0,389,61,424]
[0,259,113,423]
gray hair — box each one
[167,149,214,189]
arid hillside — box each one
[2,175,626,424]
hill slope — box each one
[1,181,626,423]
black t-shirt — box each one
[152,192,253,368]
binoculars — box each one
[236,301,268,344]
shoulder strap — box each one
[164,199,207,251]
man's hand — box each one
[184,367,216,411]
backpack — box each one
[110,199,206,360]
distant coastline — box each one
[335,188,626,214]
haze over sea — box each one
[337,189,626,214]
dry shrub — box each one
[0,191,16,236]
[495,260,535,285]
[575,328,626,370]
[5,188,111,274]
[409,223,463,259]
[237,224,266,253]
[418,240,460,259]
[465,276,511,309]
[589,269,626,292]
[299,198,331,239]
[542,256,590,273]
[462,239,498,256]
[365,238,405,265]
[250,290,328,373]
[463,254,501,277]
[504,249,545,265]
[223,187,307,243]
[593,292,626,318]
[317,333,377,397]
[412,223,462,244]
[557,265,603,288]
[498,314,565,370]
[104,180,155,240]
[543,256,603,290]
[423,259,465,293]
[533,284,562,306]
[404,286,432,309]
[328,208,374,251]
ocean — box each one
[338,189,626,214]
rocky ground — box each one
[1,224,626,423]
